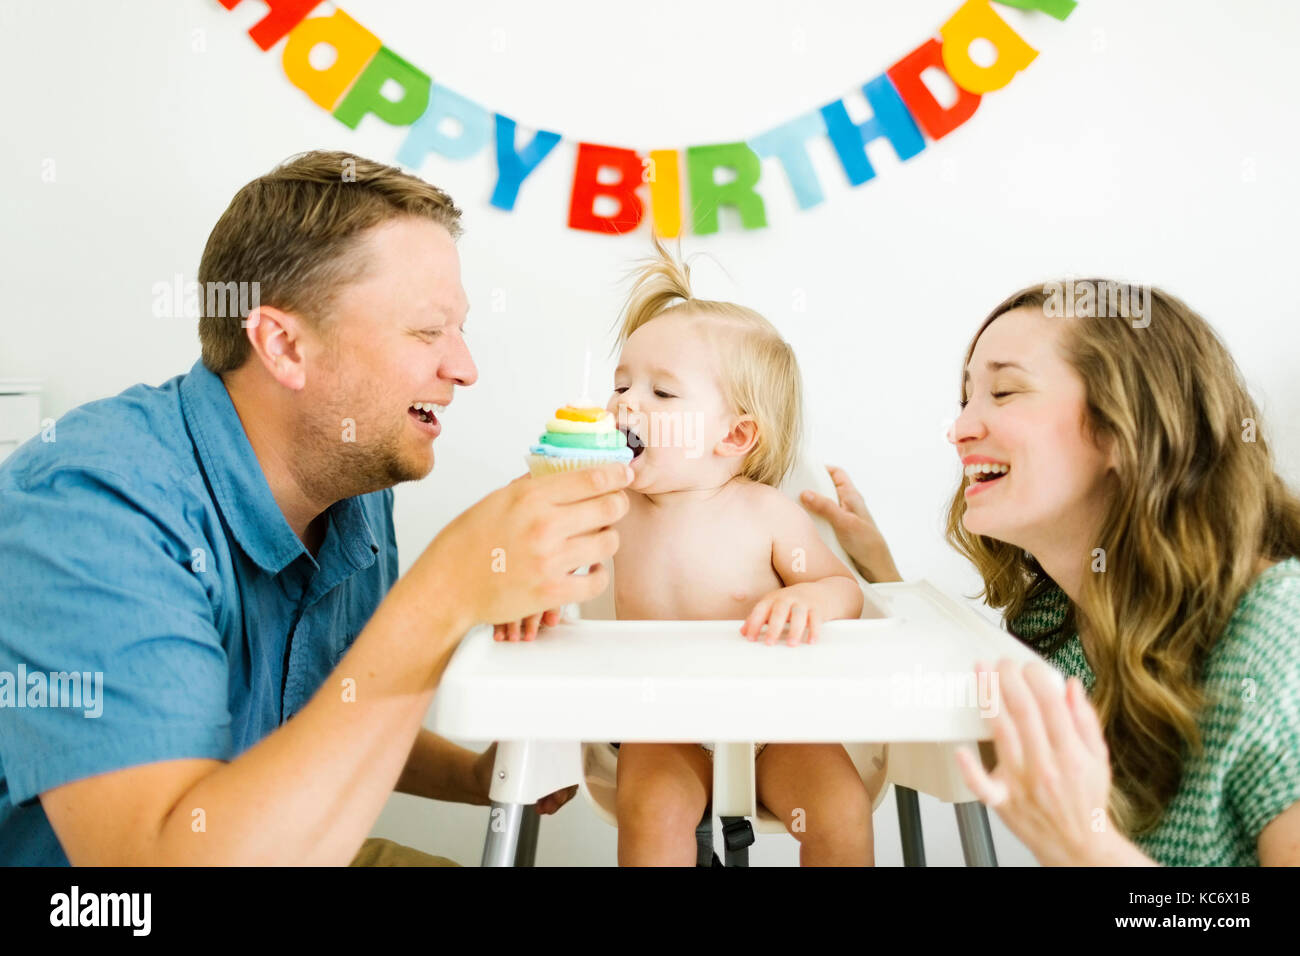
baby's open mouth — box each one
[620,426,645,459]
[964,462,1010,484]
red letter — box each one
[568,144,645,235]
[218,0,323,52]
[887,38,980,141]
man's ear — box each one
[715,415,758,460]
[244,305,308,391]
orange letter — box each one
[281,10,381,111]
[940,0,1037,94]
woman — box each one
[801,281,1300,865]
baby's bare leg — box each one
[615,743,712,866]
[755,744,874,866]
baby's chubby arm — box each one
[740,489,864,645]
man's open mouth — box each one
[620,426,645,459]
[408,401,445,426]
[964,462,1010,485]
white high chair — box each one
[574,453,986,865]
[432,450,1042,866]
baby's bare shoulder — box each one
[733,480,808,530]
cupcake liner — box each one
[526,453,627,477]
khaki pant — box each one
[349,837,461,867]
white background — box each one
[2,0,1298,866]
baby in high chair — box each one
[605,237,875,866]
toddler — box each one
[608,237,874,866]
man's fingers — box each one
[532,463,634,506]
[506,619,521,642]
[547,560,610,608]
[553,527,621,581]
[538,784,579,815]
[547,487,630,543]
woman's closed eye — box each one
[958,390,1015,409]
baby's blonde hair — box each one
[612,234,803,488]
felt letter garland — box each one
[333,47,431,130]
[647,149,683,239]
[821,75,926,187]
[220,1,1072,235]
[939,0,1039,95]
[686,143,768,235]
[397,86,494,166]
[568,144,646,234]
[749,112,832,210]
[281,10,381,111]
[886,38,981,142]
[219,0,321,52]
[491,116,562,211]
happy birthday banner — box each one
[217,0,1077,236]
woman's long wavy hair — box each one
[945,280,1300,835]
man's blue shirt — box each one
[0,360,399,864]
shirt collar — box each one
[179,359,377,576]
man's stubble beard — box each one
[287,395,433,506]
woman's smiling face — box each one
[949,306,1116,553]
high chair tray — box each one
[432,580,1043,744]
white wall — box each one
[3,0,1298,866]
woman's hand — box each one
[473,742,580,815]
[954,659,1154,866]
[799,465,901,583]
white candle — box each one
[580,344,592,407]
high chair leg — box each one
[955,801,998,866]
[694,812,714,867]
[895,785,926,866]
[482,801,525,866]
[514,804,540,867]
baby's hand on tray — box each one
[739,584,823,646]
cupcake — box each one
[526,405,633,476]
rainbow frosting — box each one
[528,405,633,464]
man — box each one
[0,150,630,865]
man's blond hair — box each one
[197,150,462,373]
